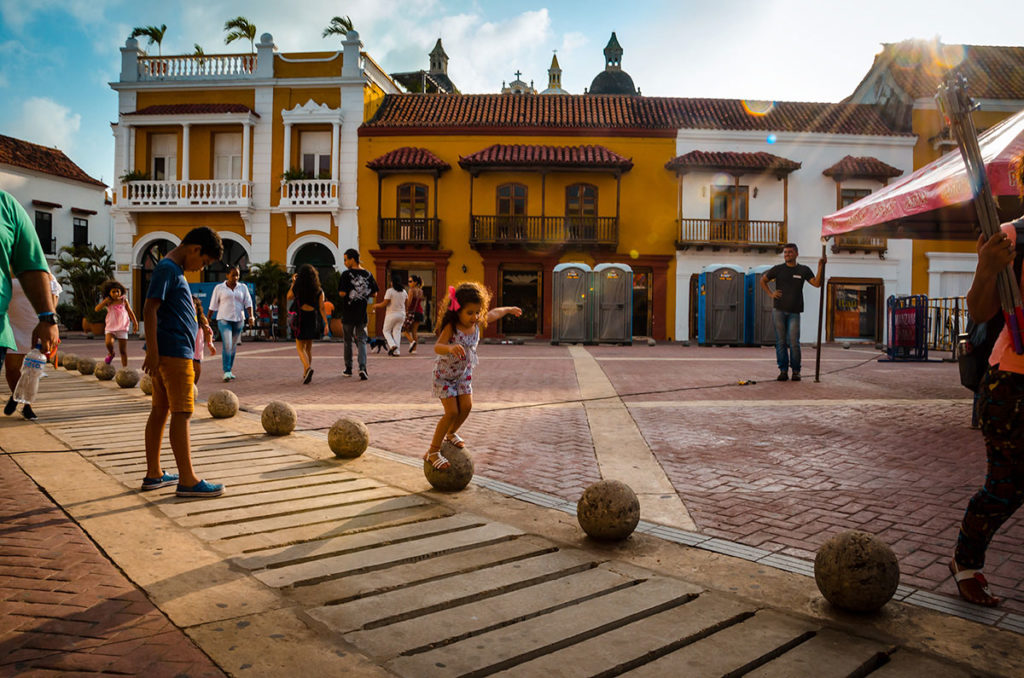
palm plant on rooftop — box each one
[224,16,257,53]
[323,15,354,39]
[129,24,167,56]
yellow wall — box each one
[136,89,255,110]
[359,133,679,333]
[274,52,342,79]
[364,81,386,122]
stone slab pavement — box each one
[44,335,1024,616]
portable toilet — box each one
[697,264,745,346]
[593,263,633,345]
[551,263,593,344]
[745,264,775,346]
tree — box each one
[224,16,257,53]
[193,43,205,56]
[247,261,292,336]
[129,24,167,56]
[53,245,116,326]
[322,16,354,39]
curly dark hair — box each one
[291,264,322,306]
[101,279,127,299]
[436,281,491,334]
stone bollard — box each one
[77,357,96,375]
[328,417,369,458]
[139,373,153,395]
[63,354,78,371]
[423,441,474,491]
[115,368,140,388]
[207,390,239,418]
[94,362,116,381]
[262,401,296,435]
[814,530,900,612]
[577,480,640,540]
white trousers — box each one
[383,313,405,353]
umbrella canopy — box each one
[821,107,1024,240]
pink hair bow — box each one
[448,285,460,312]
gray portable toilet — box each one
[698,264,745,346]
[551,263,592,344]
[746,264,775,346]
[593,263,633,345]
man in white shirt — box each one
[207,266,254,381]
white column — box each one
[331,121,340,181]
[283,123,292,174]
[121,124,132,175]
[181,123,191,181]
[129,127,137,173]
[242,122,251,181]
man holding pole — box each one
[760,243,825,382]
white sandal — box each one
[445,433,465,448]
[425,446,450,470]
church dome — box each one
[589,69,636,95]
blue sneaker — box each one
[176,479,225,498]
[141,472,179,491]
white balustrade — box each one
[121,180,252,208]
[280,179,339,207]
[138,54,256,80]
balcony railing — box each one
[120,180,252,208]
[470,216,618,247]
[279,179,339,208]
[138,54,256,81]
[379,218,439,247]
[832,233,887,253]
[676,218,786,248]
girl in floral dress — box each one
[426,282,521,469]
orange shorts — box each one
[151,357,195,414]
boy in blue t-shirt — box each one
[142,227,225,497]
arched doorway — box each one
[292,242,336,283]
[203,239,250,283]
[137,239,175,315]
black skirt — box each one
[295,309,321,340]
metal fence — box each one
[926,296,967,358]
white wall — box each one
[672,129,916,343]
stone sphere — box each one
[328,417,369,458]
[577,480,640,540]
[139,373,154,395]
[63,354,78,370]
[814,530,900,612]
[261,400,296,435]
[647,337,657,347]
[94,362,116,381]
[77,357,96,375]
[115,368,140,388]
[207,390,239,418]
[423,442,474,491]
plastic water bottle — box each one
[13,345,48,404]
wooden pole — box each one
[815,242,828,383]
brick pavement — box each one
[0,454,224,677]
[49,335,1024,615]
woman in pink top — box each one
[952,212,1024,607]
[95,280,137,368]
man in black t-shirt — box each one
[337,248,378,380]
[760,243,824,382]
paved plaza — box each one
[2,334,1023,676]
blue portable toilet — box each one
[593,263,633,345]
[697,264,745,346]
[745,265,775,346]
[551,263,593,344]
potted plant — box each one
[247,260,292,338]
[86,307,107,337]
[54,244,115,336]
[322,269,344,337]
[281,167,310,183]
[119,169,150,183]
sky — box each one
[2,0,1024,185]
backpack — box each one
[958,220,1024,391]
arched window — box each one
[203,239,250,283]
[397,183,428,219]
[292,242,336,285]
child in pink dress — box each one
[95,280,138,367]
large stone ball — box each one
[423,441,474,491]
[115,368,140,388]
[814,530,900,612]
[77,357,96,375]
[577,480,640,541]
[94,362,116,381]
[139,373,153,395]
[63,354,78,370]
[262,400,296,436]
[328,417,369,458]
[207,389,239,418]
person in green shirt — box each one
[0,189,59,362]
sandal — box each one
[424,446,450,470]
[445,433,466,448]
[949,558,1001,607]
[409,341,417,354]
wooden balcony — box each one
[119,180,253,209]
[676,218,786,250]
[470,215,618,248]
[378,218,440,247]
[831,233,887,256]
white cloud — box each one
[9,97,81,152]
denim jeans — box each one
[772,309,802,374]
[343,322,368,372]
[217,319,244,373]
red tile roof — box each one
[366,147,451,172]
[458,144,634,171]
[361,94,906,137]
[866,41,1024,100]
[0,134,106,187]
[665,151,801,175]
[126,103,259,116]
[822,155,903,181]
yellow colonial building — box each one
[109,30,398,309]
